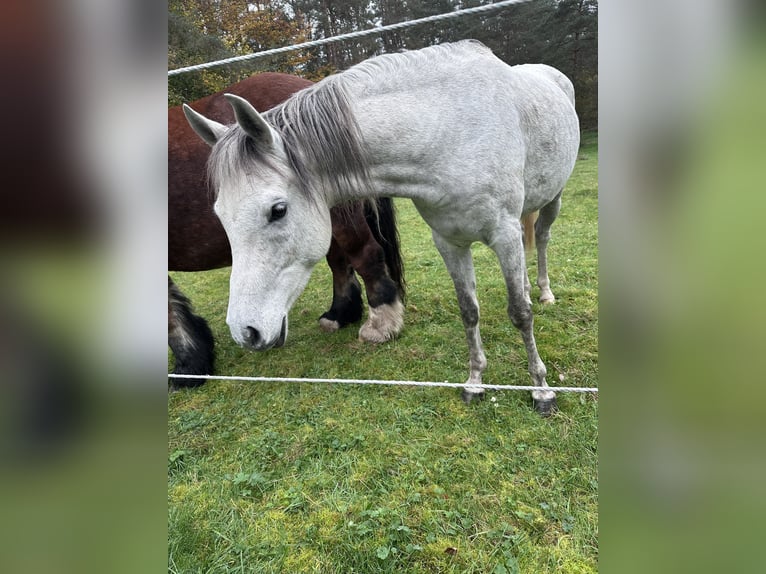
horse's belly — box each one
[411,197,494,246]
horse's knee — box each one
[456,289,480,328]
[325,238,349,270]
[508,302,532,331]
[535,229,551,247]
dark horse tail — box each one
[168,276,215,388]
[366,197,406,303]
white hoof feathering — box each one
[318,317,341,333]
[358,300,404,343]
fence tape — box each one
[169,0,534,76]
[168,373,597,393]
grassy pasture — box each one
[168,132,598,573]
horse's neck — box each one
[341,86,468,204]
[323,46,503,204]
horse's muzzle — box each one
[241,317,287,350]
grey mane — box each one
[208,40,493,204]
[266,78,376,204]
[207,75,375,206]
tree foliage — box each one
[168,9,237,106]
[169,0,597,128]
[168,0,313,105]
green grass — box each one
[168,132,598,573]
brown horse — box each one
[169,73,405,388]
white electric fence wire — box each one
[168,0,534,76]
[168,373,597,393]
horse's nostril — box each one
[244,326,260,346]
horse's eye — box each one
[269,202,287,222]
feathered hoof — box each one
[533,397,558,417]
[461,387,485,405]
[357,301,404,343]
[358,322,394,343]
[318,317,341,333]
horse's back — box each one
[458,51,580,212]
[349,41,579,216]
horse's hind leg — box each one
[168,277,214,389]
[431,232,487,404]
[319,237,364,332]
[535,192,563,304]
[521,212,538,305]
[491,220,557,416]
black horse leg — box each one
[319,238,364,332]
[168,277,214,389]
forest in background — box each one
[169,0,597,129]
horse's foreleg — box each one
[432,232,487,404]
[168,277,214,389]
[332,204,403,343]
[352,242,404,343]
[491,221,556,416]
[535,192,562,304]
[319,238,364,332]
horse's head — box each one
[183,95,332,350]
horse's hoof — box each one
[358,301,404,343]
[539,291,556,305]
[318,317,341,333]
[358,323,391,343]
[461,388,485,404]
[533,397,558,417]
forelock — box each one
[206,125,287,199]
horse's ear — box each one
[224,94,279,148]
[183,104,227,147]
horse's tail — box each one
[168,276,215,387]
[522,211,539,255]
[366,197,406,302]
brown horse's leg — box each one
[330,203,404,343]
[168,277,214,389]
[319,237,364,332]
